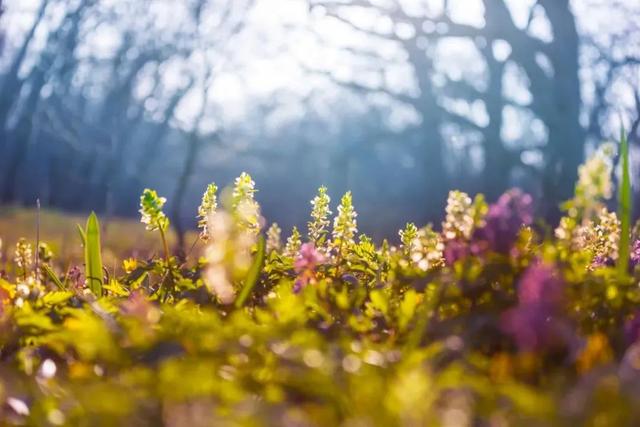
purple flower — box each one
[631,240,640,268]
[443,239,470,264]
[501,262,570,352]
[476,189,533,254]
[591,255,614,269]
[501,305,565,352]
[67,266,85,291]
[293,243,325,293]
[517,262,564,307]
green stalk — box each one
[159,227,171,268]
[617,128,632,276]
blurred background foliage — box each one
[0,0,639,241]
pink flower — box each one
[293,243,325,292]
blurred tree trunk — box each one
[0,0,48,133]
[539,0,585,218]
[479,41,510,201]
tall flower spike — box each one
[139,189,169,232]
[232,172,261,234]
[407,226,444,271]
[564,142,616,221]
[399,222,418,256]
[266,223,282,253]
[308,186,332,246]
[14,238,33,280]
[442,190,474,240]
[332,191,358,257]
[197,183,218,241]
[284,226,302,258]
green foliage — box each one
[84,212,103,297]
[235,235,266,308]
[2,162,640,425]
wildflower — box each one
[631,240,640,267]
[284,226,302,258]
[399,223,418,256]
[576,333,613,374]
[308,186,332,247]
[232,172,261,234]
[443,239,469,265]
[293,243,325,292]
[197,183,218,241]
[139,189,169,232]
[123,258,138,274]
[563,142,616,221]
[501,262,571,352]
[332,191,358,258]
[203,211,256,304]
[554,216,577,244]
[67,265,85,291]
[266,223,282,253]
[14,238,33,281]
[404,225,445,271]
[475,189,534,254]
[572,209,620,268]
[442,191,475,240]
[517,262,564,307]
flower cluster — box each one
[564,142,616,221]
[442,190,475,241]
[475,189,534,254]
[266,222,282,253]
[307,186,332,247]
[332,191,357,258]
[284,226,302,258]
[232,172,261,234]
[400,224,444,271]
[293,243,325,292]
[197,183,218,241]
[139,189,169,232]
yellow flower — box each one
[123,258,138,274]
[576,333,613,374]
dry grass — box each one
[0,206,200,272]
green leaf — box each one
[235,235,266,308]
[42,264,65,290]
[77,223,86,246]
[85,212,104,297]
[618,128,632,276]
[42,291,74,305]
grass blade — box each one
[618,128,632,275]
[85,212,104,297]
[77,223,86,247]
[235,235,266,308]
[42,264,65,290]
